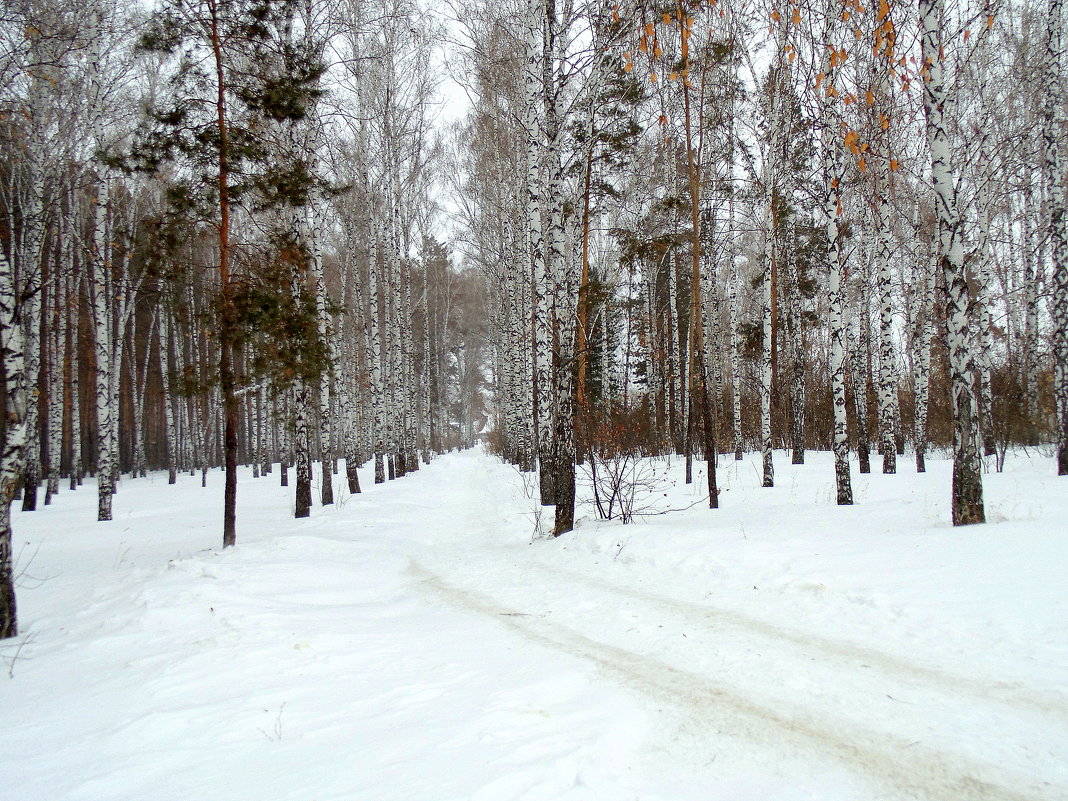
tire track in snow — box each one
[523,559,1068,725]
[410,561,1063,801]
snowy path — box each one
[413,562,1063,801]
[3,448,1067,801]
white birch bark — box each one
[972,0,999,459]
[1,238,28,637]
[129,312,152,480]
[729,252,744,460]
[67,238,82,489]
[420,267,431,465]
[44,225,66,504]
[385,204,401,479]
[875,162,898,474]
[158,307,178,484]
[87,5,114,520]
[1043,0,1068,475]
[369,210,385,484]
[526,0,554,505]
[912,248,934,473]
[821,21,852,504]
[920,0,985,523]
[851,252,873,474]
[761,220,774,489]
[760,61,781,489]
[786,216,805,465]
[19,37,50,513]
[341,239,363,493]
[401,248,417,473]
[89,164,113,520]
[667,250,681,451]
[293,380,311,517]
[307,199,334,504]
[1020,173,1041,427]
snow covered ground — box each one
[2,448,1066,801]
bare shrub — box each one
[579,408,673,524]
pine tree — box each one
[131,0,325,545]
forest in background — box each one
[0,0,1065,639]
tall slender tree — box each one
[919,0,985,524]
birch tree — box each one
[820,0,853,504]
[919,0,984,524]
[1043,0,1068,475]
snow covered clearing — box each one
[2,449,1066,801]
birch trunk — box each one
[342,242,363,493]
[786,217,805,465]
[45,236,65,504]
[1020,178,1041,428]
[279,391,290,487]
[821,28,852,504]
[1043,0,1068,475]
[527,0,554,506]
[728,257,744,461]
[760,55,784,489]
[875,169,897,475]
[920,0,985,523]
[19,54,48,514]
[68,242,82,489]
[369,214,385,484]
[760,166,775,488]
[159,309,178,484]
[973,0,999,459]
[851,260,872,474]
[1,242,28,638]
[89,171,113,521]
[546,0,576,533]
[294,381,311,517]
[308,201,334,504]
[913,252,934,473]
[385,210,400,480]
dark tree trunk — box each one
[347,457,361,494]
[211,0,238,548]
[320,461,333,505]
[552,455,575,537]
[20,465,37,512]
[0,505,15,639]
[294,383,311,518]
